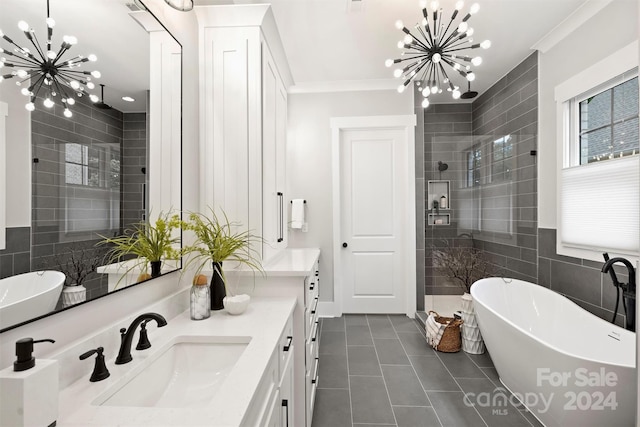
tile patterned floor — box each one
[312,314,544,427]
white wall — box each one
[538,0,638,228]
[287,89,413,301]
[0,0,199,368]
[0,83,31,228]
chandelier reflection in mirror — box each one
[386,1,491,109]
[0,0,100,118]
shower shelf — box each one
[427,180,450,226]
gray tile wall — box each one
[121,112,147,230]
[0,227,31,279]
[31,96,123,299]
[420,53,538,296]
[538,228,627,327]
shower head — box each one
[438,161,449,172]
[460,82,478,100]
[94,84,113,110]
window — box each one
[466,144,482,187]
[578,77,638,164]
[555,41,639,260]
[65,143,120,189]
[490,135,513,182]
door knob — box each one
[342,242,348,248]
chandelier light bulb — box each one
[64,108,72,118]
[481,40,491,49]
[397,41,405,49]
[457,21,468,33]
[70,80,80,90]
[430,1,439,11]
[471,56,482,66]
[422,98,430,108]
[91,70,101,78]
[89,94,99,103]
[25,102,35,111]
[66,97,75,105]
[395,20,404,30]
[18,21,29,32]
[404,34,412,44]
[432,53,441,63]
[46,17,55,28]
[397,84,406,93]
[469,3,480,14]
[467,72,476,81]
[422,88,430,97]
[466,28,474,36]
[431,85,438,94]
[88,54,97,62]
[393,69,403,78]
[20,88,29,96]
[63,35,77,45]
[16,69,27,78]
[43,98,54,108]
[452,89,461,99]
[419,0,428,8]
[455,1,465,10]
[385,59,393,67]
[86,82,95,89]
[422,17,428,26]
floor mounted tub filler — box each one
[0,270,65,329]
[471,277,636,427]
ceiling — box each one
[197,0,590,102]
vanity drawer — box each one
[305,296,319,338]
[278,315,294,378]
[305,356,319,427]
[242,351,279,427]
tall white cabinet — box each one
[196,5,291,264]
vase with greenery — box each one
[182,208,263,313]
[431,237,498,354]
[98,212,182,287]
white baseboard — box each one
[317,301,340,318]
[424,295,462,316]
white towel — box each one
[290,199,305,229]
[426,313,445,348]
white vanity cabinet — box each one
[237,248,321,427]
[196,5,291,264]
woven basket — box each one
[428,310,463,353]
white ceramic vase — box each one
[61,285,87,308]
[461,292,485,354]
[223,294,250,315]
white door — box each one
[340,128,409,313]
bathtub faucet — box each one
[601,255,635,332]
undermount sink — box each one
[95,335,251,408]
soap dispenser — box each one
[0,337,59,427]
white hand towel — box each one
[290,199,305,229]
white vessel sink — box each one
[95,335,251,408]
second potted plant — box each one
[183,208,263,314]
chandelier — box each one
[0,0,100,118]
[386,1,491,109]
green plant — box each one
[182,208,263,294]
[98,211,182,272]
[431,238,498,293]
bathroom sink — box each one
[95,335,251,408]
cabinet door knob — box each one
[342,242,348,248]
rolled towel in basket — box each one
[426,312,445,347]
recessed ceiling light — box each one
[122,96,135,102]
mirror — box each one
[0,0,182,332]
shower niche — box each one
[427,180,450,226]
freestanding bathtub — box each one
[471,277,636,427]
[0,271,66,329]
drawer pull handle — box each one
[311,321,319,342]
[283,336,293,352]
[311,358,319,384]
[311,297,319,314]
[282,399,289,427]
[309,282,315,291]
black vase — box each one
[150,260,162,278]
[210,262,226,310]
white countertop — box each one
[57,297,296,427]
[201,248,320,277]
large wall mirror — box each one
[0,0,182,332]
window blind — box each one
[560,155,639,253]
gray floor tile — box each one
[311,388,352,427]
[389,314,421,332]
[481,367,501,387]
[457,379,531,427]
[374,338,410,365]
[318,353,349,389]
[367,314,398,338]
[345,314,368,325]
[466,350,494,368]
[382,365,429,406]
[321,316,346,332]
[397,331,434,356]
[410,355,461,391]
[350,375,396,424]
[319,330,347,355]
[348,345,382,376]
[393,406,441,427]
[427,391,486,427]
[347,325,374,346]
[437,351,486,378]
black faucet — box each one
[115,313,167,364]
[602,255,636,331]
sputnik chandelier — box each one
[386,1,491,109]
[0,0,100,118]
